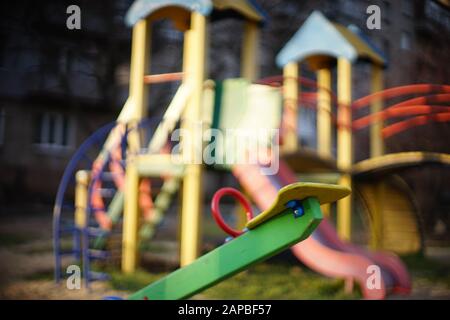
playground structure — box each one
[52,1,450,300]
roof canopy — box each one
[125,0,266,27]
[276,11,387,69]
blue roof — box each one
[276,11,386,68]
[125,0,213,27]
[125,0,267,27]
[347,24,389,68]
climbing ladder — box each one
[53,121,118,285]
[54,83,193,287]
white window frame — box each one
[400,31,412,50]
[34,112,74,153]
[382,0,391,24]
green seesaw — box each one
[127,183,350,300]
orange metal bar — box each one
[257,75,338,101]
[392,94,450,108]
[257,76,341,115]
[382,112,450,138]
[352,84,450,110]
[143,72,184,84]
[353,105,450,130]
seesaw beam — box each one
[128,197,323,300]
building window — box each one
[383,38,390,60]
[382,0,391,25]
[33,112,73,149]
[425,0,450,30]
[0,108,5,145]
[341,0,363,19]
[400,31,412,50]
[0,34,5,68]
[402,0,414,17]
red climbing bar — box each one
[352,84,450,110]
[382,112,450,138]
[353,105,450,130]
[143,72,184,84]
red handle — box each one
[211,188,254,237]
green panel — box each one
[109,192,125,223]
[96,176,180,245]
[214,78,250,131]
[140,178,180,240]
[211,80,224,131]
[210,79,248,169]
[136,161,185,178]
[210,78,282,170]
[128,197,322,300]
[93,192,125,249]
[244,84,282,133]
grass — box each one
[201,263,360,300]
[140,241,174,253]
[109,262,361,300]
[0,233,36,247]
[110,269,167,292]
[401,253,450,288]
[23,271,54,281]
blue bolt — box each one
[285,200,305,218]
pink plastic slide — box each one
[232,160,411,299]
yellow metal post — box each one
[337,58,352,241]
[121,18,150,273]
[369,64,384,248]
[129,19,151,120]
[282,62,299,153]
[316,67,333,218]
[122,160,140,273]
[316,68,331,217]
[182,26,193,85]
[180,12,206,267]
[128,18,151,152]
[75,170,89,229]
[75,170,89,265]
[370,181,384,249]
[317,68,332,157]
[177,25,192,265]
[370,64,384,157]
[238,20,260,228]
[241,21,260,81]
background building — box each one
[0,0,134,205]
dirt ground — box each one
[0,211,128,299]
[1,211,450,300]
